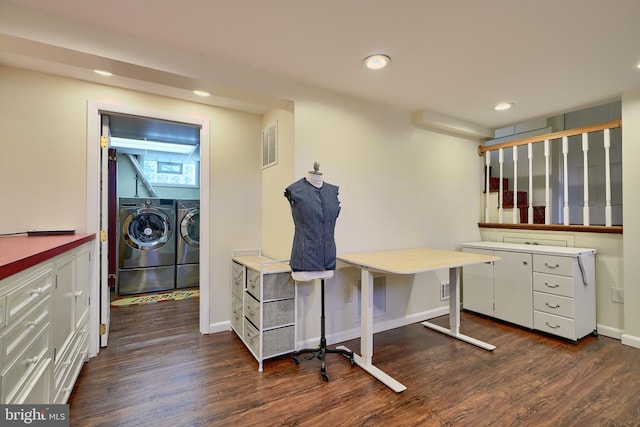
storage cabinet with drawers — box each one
[0,241,91,404]
[461,242,596,341]
[231,251,295,371]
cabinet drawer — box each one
[244,295,294,330]
[6,268,53,326]
[533,254,573,276]
[534,311,576,340]
[243,319,260,358]
[246,270,294,301]
[10,357,52,405]
[231,262,244,298]
[243,319,294,359]
[2,295,51,367]
[263,325,294,358]
[54,331,88,404]
[533,273,574,297]
[1,325,50,403]
[533,291,574,318]
[0,295,6,330]
[231,295,243,335]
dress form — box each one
[291,162,335,282]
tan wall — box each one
[622,89,640,345]
[0,65,263,328]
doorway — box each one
[86,101,211,356]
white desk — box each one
[336,247,500,393]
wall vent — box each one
[261,121,278,169]
[440,281,450,301]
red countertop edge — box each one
[0,234,96,281]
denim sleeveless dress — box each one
[284,178,341,272]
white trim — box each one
[596,324,623,340]
[86,100,211,358]
[210,320,232,334]
[621,333,640,349]
[297,306,449,349]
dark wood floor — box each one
[69,298,640,426]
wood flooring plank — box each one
[69,299,640,426]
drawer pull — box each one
[523,261,528,265]
[75,290,84,297]
[544,262,560,269]
[545,322,561,329]
[30,287,44,296]
[25,356,39,366]
[544,282,560,289]
[26,320,40,329]
[545,302,560,309]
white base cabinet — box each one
[462,242,596,341]
[231,251,294,371]
[0,243,90,403]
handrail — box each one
[477,120,621,156]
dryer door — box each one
[180,209,200,248]
[122,208,173,250]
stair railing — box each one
[478,120,621,227]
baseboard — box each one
[209,320,231,334]
[621,333,640,349]
[596,324,623,340]
[299,306,450,349]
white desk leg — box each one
[449,267,460,334]
[422,267,496,351]
[361,268,374,365]
[337,268,407,393]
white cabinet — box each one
[231,252,295,371]
[0,242,90,404]
[462,242,596,341]
[0,264,53,404]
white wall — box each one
[262,93,485,346]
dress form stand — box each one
[292,162,354,381]
[292,274,355,381]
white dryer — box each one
[117,198,176,295]
[175,199,200,288]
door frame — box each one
[86,100,211,357]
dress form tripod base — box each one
[292,279,355,381]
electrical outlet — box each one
[611,287,624,304]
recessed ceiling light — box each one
[94,69,112,76]
[363,54,391,70]
[494,102,514,111]
[193,90,210,97]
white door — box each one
[99,115,111,347]
[494,250,533,328]
[462,248,495,317]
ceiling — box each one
[1,0,639,133]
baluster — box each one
[545,139,550,224]
[528,143,533,224]
[582,133,590,226]
[485,152,491,222]
[512,146,518,224]
[604,128,612,226]
[499,148,504,223]
[562,136,569,225]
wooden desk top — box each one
[232,255,291,273]
[0,234,96,280]
[337,247,499,274]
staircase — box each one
[484,177,545,224]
